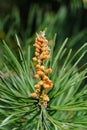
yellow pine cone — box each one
[44,68,52,74]
[34,74,40,79]
[34,84,40,89]
[30,92,38,98]
[43,94,49,102]
[38,80,44,86]
[43,84,52,89]
[30,31,53,107]
[32,57,38,62]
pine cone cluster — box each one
[30,31,53,106]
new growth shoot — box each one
[30,31,53,108]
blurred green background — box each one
[0,0,87,68]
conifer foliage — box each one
[0,32,87,130]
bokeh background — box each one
[0,0,87,69]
